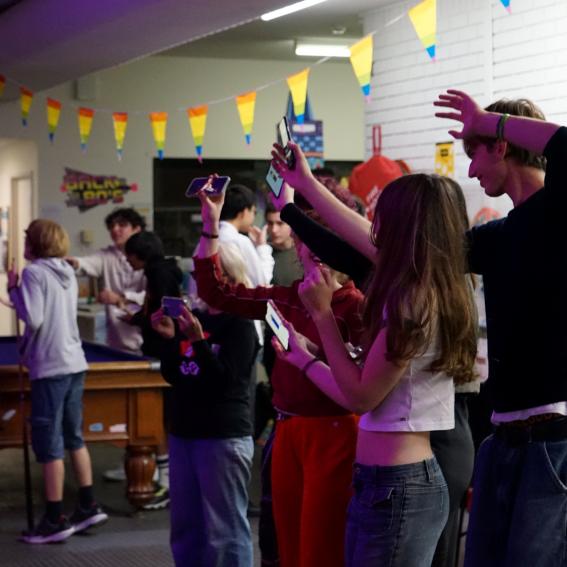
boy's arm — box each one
[9,269,45,330]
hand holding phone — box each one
[186,175,231,198]
[265,300,290,351]
[266,164,284,198]
[277,117,296,170]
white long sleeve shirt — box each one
[75,245,146,353]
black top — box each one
[159,310,259,439]
[281,127,567,413]
[131,257,183,358]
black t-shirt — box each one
[159,310,259,439]
[467,127,567,412]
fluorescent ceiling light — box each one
[295,42,351,58]
[261,0,329,22]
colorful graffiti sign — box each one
[60,168,138,212]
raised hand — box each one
[197,174,226,229]
[271,142,314,195]
[177,306,205,342]
[434,89,486,140]
[150,308,175,339]
[249,224,268,247]
[269,181,294,212]
[298,265,334,316]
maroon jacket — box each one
[193,254,364,416]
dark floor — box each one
[0,444,262,567]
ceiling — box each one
[0,0,390,97]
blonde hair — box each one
[218,243,251,287]
[25,219,70,258]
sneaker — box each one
[20,515,75,544]
[142,485,170,511]
[70,504,109,533]
[102,465,126,482]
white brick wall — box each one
[362,0,567,218]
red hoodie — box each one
[193,254,364,416]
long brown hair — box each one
[362,174,477,384]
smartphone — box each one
[277,116,296,170]
[266,164,284,198]
[162,296,188,318]
[265,300,289,350]
[185,175,231,198]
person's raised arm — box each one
[434,89,560,154]
[271,142,375,261]
[299,267,407,415]
[195,178,224,260]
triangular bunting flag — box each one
[349,35,373,102]
[408,0,437,61]
[112,112,128,160]
[500,0,511,13]
[46,98,62,143]
[149,112,168,159]
[236,92,256,145]
[78,107,95,152]
[20,87,33,126]
[286,69,309,124]
[0,75,5,98]
[187,105,208,162]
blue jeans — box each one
[346,458,449,567]
[465,433,567,567]
[168,434,254,567]
[30,372,86,463]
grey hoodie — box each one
[9,258,88,380]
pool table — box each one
[0,337,167,508]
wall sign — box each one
[60,168,138,212]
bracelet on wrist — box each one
[201,230,219,239]
[301,357,320,377]
[496,113,510,140]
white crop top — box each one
[359,332,455,433]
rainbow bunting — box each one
[0,75,5,98]
[349,35,374,102]
[78,107,95,152]
[500,0,511,13]
[20,87,33,126]
[408,0,437,61]
[46,98,62,143]
[236,92,256,145]
[149,112,168,159]
[187,105,208,162]
[112,112,128,160]
[286,69,309,124]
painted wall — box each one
[0,55,365,254]
[362,0,567,221]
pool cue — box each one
[12,270,35,531]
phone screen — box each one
[265,300,289,350]
[277,117,295,170]
[266,164,284,198]
[162,296,187,318]
[185,176,231,198]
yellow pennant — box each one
[408,0,437,61]
[112,112,128,160]
[46,98,62,143]
[236,92,256,145]
[20,87,33,126]
[187,105,208,162]
[286,69,309,123]
[349,35,373,102]
[78,107,95,152]
[149,112,168,159]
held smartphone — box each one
[265,163,284,198]
[185,175,231,198]
[277,116,296,170]
[265,300,289,351]
[162,296,189,318]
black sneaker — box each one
[141,485,170,511]
[20,515,75,544]
[69,504,109,533]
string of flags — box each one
[0,0,511,161]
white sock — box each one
[156,454,169,489]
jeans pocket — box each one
[541,441,567,493]
[352,484,396,535]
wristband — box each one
[301,357,320,377]
[201,231,219,239]
[496,113,510,140]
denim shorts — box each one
[30,372,86,463]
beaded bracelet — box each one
[496,113,510,140]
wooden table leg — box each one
[125,445,156,508]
